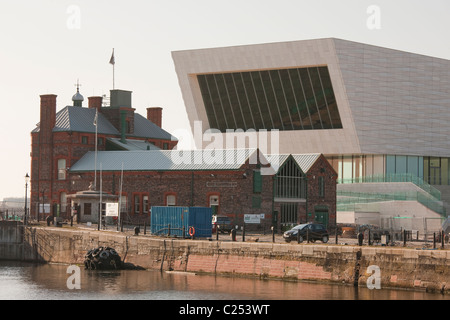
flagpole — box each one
[118,162,123,231]
[94,108,98,190]
[110,48,115,89]
[98,162,103,230]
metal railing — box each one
[337,190,447,217]
[338,173,441,200]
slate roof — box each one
[266,154,322,173]
[107,138,161,151]
[32,106,177,141]
[70,149,265,172]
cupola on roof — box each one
[72,80,84,107]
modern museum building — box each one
[172,38,450,232]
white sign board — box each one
[39,204,51,214]
[105,203,119,217]
[244,214,261,224]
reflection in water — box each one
[0,261,448,300]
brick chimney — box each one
[88,96,103,112]
[40,94,57,140]
[36,94,57,217]
[147,107,162,128]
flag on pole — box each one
[109,49,115,65]
[93,108,98,126]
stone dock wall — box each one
[2,224,449,294]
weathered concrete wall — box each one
[21,226,450,294]
[0,221,24,260]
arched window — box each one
[275,157,306,199]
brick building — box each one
[30,86,337,231]
[267,153,337,229]
[68,148,337,230]
[30,88,178,219]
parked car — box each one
[283,223,329,243]
[212,215,233,233]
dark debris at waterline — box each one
[84,246,144,270]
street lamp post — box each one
[24,173,30,225]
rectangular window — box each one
[163,143,169,150]
[84,203,92,215]
[209,195,219,215]
[60,192,67,213]
[143,195,149,214]
[57,159,66,180]
[166,195,176,206]
[253,170,262,193]
[318,176,325,198]
[81,136,88,144]
[119,195,127,213]
[134,194,141,214]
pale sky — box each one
[1,0,449,199]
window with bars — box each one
[280,203,298,225]
[275,158,306,199]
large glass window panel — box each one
[407,156,419,177]
[318,67,342,129]
[288,69,310,129]
[298,68,319,129]
[266,70,289,130]
[396,156,407,174]
[198,75,219,130]
[418,157,424,180]
[342,156,353,182]
[197,66,342,132]
[273,70,295,130]
[249,72,273,129]
[424,157,429,184]
[259,71,281,129]
[309,68,331,129]
[242,72,264,130]
[223,73,244,129]
[441,158,448,185]
[211,74,231,130]
[232,73,256,130]
[386,155,396,175]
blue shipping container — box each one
[150,206,213,238]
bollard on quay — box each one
[271,226,275,243]
[231,228,236,241]
[357,232,363,246]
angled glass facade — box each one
[197,66,342,132]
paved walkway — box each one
[28,220,449,250]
